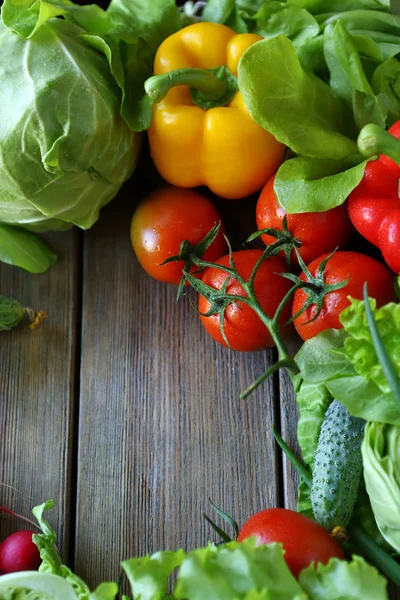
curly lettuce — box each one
[0,501,390,600]
[340,299,400,395]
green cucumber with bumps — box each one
[311,399,365,531]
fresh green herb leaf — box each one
[274,155,368,213]
[324,21,374,106]
[323,20,387,129]
[238,35,358,160]
[295,329,353,383]
[202,0,236,24]
[327,374,400,424]
[252,2,319,44]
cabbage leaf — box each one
[0,0,181,271]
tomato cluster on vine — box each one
[130,176,397,352]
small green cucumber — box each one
[0,296,25,331]
[311,399,365,531]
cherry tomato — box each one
[130,186,227,284]
[0,530,41,573]
[292,251,396,341]
[198,250,292,352]
[256,176,354,264]
[237,508,345,578]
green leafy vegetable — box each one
[0,225,56,274]
[372,57,400,124]
[324,20,374,106]
[273,155,368,213]
[295,300,400,424]
[326,375,400,424]
[299,555,388,600]
[251,2,320,44]
[0,0,181,272]
[0,572,78,600]
[32,500,117,599]
[323,20,387,129]
[238,35,357,160]
[0,500,391,600]
[339,299,400,398]
[362,422,400,552]
[295,329,353,383]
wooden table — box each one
[0,148,302,588]
[1,153,399,600]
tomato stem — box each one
[241,359,295,400]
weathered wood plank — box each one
[0,230,79,559]
[74,167,280,587]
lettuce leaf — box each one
[299,556,388,599]
[362,421,400,552]
[0,500,391,600]
[32,500,117,600]
[339,299,400,395]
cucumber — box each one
[311,399,365,531]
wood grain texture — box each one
[0,230,79,559]
[73,164,280,587]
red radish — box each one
[0,530,41,573]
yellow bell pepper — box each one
[145,22,285,200]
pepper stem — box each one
[145,66,239,110]
[145,68,227,103]
[357,123,400,165]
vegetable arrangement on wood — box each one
[1,0,400,598]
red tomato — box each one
[0,531,41,573]
[198,250,292,352]
[130,186,227,284]
[256,176,354,264]
[292,251,396,341]
[237,509,345,578]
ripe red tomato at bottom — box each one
[130,186,227,284]
[256,176,354,264]
[292,251,396,341]
[198,250,292,352]
[237,508,344,578]
[0,530,41,573]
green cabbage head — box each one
[0,0,181,272]
[0,14,139,234]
